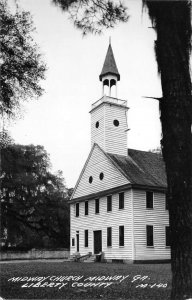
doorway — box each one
[94,230,102,254]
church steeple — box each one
[90,41,128,156]
[99,41,120,97]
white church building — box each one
[70,43,170,263]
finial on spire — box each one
[109,36,111,45]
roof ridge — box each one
[128,148,162,156]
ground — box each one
[0,260,171,299]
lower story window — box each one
[166,226,170,247]
[84,230,88,247]
[107,227,112,247]
[146,225,154,247]
[119,226,124,246]
[72,238,75,247]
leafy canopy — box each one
[1,143,70,248]
[52,0,128,34]
[0,0,46,119]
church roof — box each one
[99,44,120,81]
[107,149,167,189]
[70,146,167,202]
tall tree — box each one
[0,0,46,119]
[1,144,70,248]
[52,1,192,299]
[143,3,192,299]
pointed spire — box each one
[99,42,120,81]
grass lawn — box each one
[0,261,171,300]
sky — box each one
[8,0,162,188]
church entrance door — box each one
[94,230,102,254]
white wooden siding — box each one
[91,105,105,149]
[72,144,129,199]
[105,104,128,156]
[133,190,170,260]
[91,102,128,156]
[70,190,133,260]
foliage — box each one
[149,147,162,154]
[0,130,14,149]
[52,0,128,34]
[0,144,70,248]
[0,0,46,119]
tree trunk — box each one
[145,1,192,299]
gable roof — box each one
[71,143,129,201]
[71,146,167,203]
[99,44,120,81]
[107,149,167,189]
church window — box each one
[76,203,79,217]
[84,230,88,247]
[165,194,169,210]
[99,172,104,180]
[119,192,124,209]
[119,226,124,246]
[107,195,112,212]
[89,176,93,183]
[146,191,153,209]
[95,198,99,214]
[146,225,154,247]
[113,119,119,127]
[165,226,171,247]
[95,121,99,128]
[72,238,75,247]
[107,227,112,247]
[85,201,88,215]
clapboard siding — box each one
[133,189,170,260]
[91,105,105,148]
[91,101,128,156]
[104,104,127,156]
[73,144,129,199]
[70,190,133,260]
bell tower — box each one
[99,40,120,98]
[90,42,128,156]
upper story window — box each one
[146,191,153,209]
[99,172,104,180]
[166,226,171,247]
[119,192,124,209]
[119,226,124,246]
[76,203,79,217]
[89,176,93,184]
[85,201,88,215]
[107,195,112,212]
[146,225,154,247]
[95,198,99,214]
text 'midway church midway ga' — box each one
[70,42,170,263]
